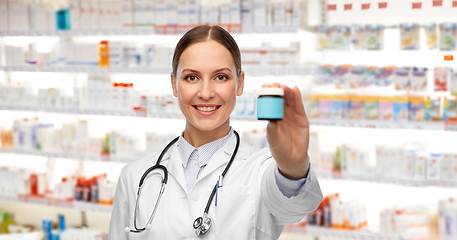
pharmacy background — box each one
[0,0,457,239]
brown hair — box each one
[172,25,242,77]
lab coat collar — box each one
[161,130,251,193]
[195,132,250,184]
[177,127,234,168]
[160,144,189,193]
[223,131,250,160]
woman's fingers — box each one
[278,85,298,122]
[261,83,282,88]
[272,83,281,88]
[292,86,307,117]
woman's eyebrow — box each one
[182,68,200,74]
[182,68,232,75]
[212,67,232,74]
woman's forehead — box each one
[178,40,236,73]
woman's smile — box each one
[193,104,222,115]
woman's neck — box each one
[183,120,231,148]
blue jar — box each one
[256,88,284,120]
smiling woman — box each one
[171,38,244,148]
[170,25,244,148]
[108,25,323,240]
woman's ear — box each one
[236,71,245,97]
[171,73,178,98]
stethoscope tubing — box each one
[133,175,167,233]
[131,136,178,233]
[133,181,166,233]
[203,131,240,215]
[130,131,240,234]
[138,137,179,188]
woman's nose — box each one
[197,80,215,100]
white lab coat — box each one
[108,133,323,240]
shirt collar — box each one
[178,127,234,168]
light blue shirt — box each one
[177,127,308,197]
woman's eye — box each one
[216,75,228,81]
[186,75,198,81]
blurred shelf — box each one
[0,66,172,75]
[309,119,446,131]
[3,147,455,189]
[73,201,113,213]
[0,26,300,37]
[0,148,135,163]
[0,66,316,76]
[0,105,136,116]
[0,232,41,240]
[0,105,186,119]
[0,106,452,132]
[0,29,157,36]
[242,25,299,33]
[242,66,317,76]
[316,171,457,188]
[305,226,401,240]
[0,105,248,121]
[0,194,112,213]
[231,115,257,121]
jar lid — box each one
[257,88,284,96]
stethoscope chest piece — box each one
[193,215,212,236]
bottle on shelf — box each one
[55,0,71,30]
[98,41,110,68]
[0,212,15,234]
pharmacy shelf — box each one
[0,66,171,75]
[243,65,316,76]
[0,106,453,131]
[0,105,187,119]
[0,105,137,116]
[73,201,113,213]
[0,26,299,37]
[0,29,156,36]
[309,119,448,131]
[0,105,134,117]
[0,65,316,76]
[304,226,401,240]
[315,171,457,188]
[0,148,135,163]
[0,194,112,213]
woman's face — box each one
[171,40,244,132]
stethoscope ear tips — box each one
[124,227,131,233]
[146,224,153,230]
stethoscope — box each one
[125,130,240,237]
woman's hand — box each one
[263,83,310,180]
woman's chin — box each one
[188,116,229,132]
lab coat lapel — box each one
[162,145,188,193]
[196,133,249,183]
[222,131,250,160]
[196,146,228,183]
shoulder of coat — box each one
[243,141,273,164]
[122,151,161,173]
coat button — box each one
[192,192,199,201]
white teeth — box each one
[196,106,217,112]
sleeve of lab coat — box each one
[108,167,130,240]
[261,158,323,225]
